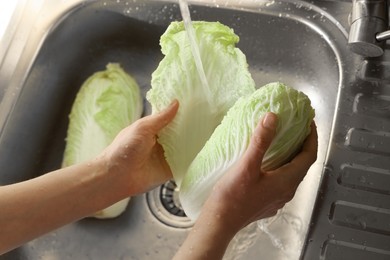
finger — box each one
[153,142,173,180]
[291,121,318,171]
[143,100,179,132]
[275,121,318,184]
[242,112,278,175]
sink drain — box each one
[147,180,194,228]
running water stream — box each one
[178,0,214,108]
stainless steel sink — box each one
[2,0,389,259]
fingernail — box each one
[262,113,278,129]
[170,99,179,107]
[159,100,178,113]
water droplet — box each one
[359,220,367,229]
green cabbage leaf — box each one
[62,63,142,219]
[146,21,256,186]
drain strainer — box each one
[147,180,194,228]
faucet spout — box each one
[348,0,389,57]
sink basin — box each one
[0,0,364,259]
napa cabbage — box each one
[180,82,315,220]
[146,21,256,186]
[62,63,142,219]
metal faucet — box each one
[348,0,390,57]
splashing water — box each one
[224,222,260,260]
[257,217,286,251]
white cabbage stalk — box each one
[147,21,256,186]
[62,63,142,219]
[180,82,315,220]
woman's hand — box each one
[174,113,318,260]
[0,101,179,254]
[206,113,318,233]
[100,100,179,195]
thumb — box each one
[145,100,179,132]
[242,112,278,176]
